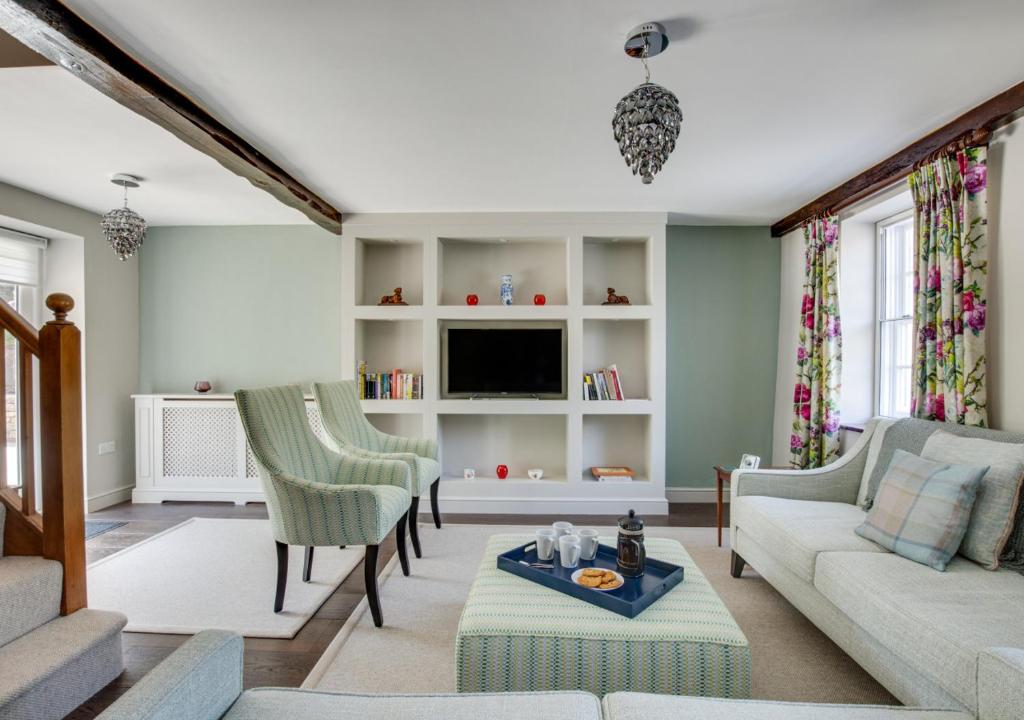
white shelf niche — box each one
[354,319,423,379]
[581,414,651,483]
[583,236,650,306]
[437,236,568,306]
[355,236,424,306]
[582,319,650,400]
[438,413,567,483]
[367,412,424,438]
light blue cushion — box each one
[856,449,987,571]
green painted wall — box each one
[139,225,342,392]
[666,226,780,488]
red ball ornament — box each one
[496,464,509,480]
[533,294,546,305]
[466,294,479,305]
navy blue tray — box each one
[496,540,684,618]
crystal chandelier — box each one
[612,22,682,184]
[101,174,146,261]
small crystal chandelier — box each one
[101,174,146,261]
[612,22,682,184]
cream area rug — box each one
[304,523,896,705]
[88,518,365,638]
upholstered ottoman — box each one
[455,534,751,698]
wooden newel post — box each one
[39,293,86,614]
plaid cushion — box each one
[855,449,988,571]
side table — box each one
[714,464,784,546]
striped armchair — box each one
[312,380,442,558]
[235,385,412,627]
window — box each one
[875,211,915,417]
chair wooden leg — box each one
[730,551,746,578]
[303,546,314,582]
[430,477,441,529]
[409,495,422,558]
[396,511,411,577]
[339,545,346,549]
[274,541,288,613]
[364,544,383,627]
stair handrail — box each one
[0,293,85,614]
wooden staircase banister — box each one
[0,292,86,614]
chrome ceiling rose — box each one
[612,21,682,185]
[623,22,669,58]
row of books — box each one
[357,362,423,400]
[582,364,625,401]
[590,466,635,483]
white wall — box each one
[0,181,139,511]
[773,115,1024,461]
[987,116,1024,432]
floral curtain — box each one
[907,145,988,426]
[790,215,842,469]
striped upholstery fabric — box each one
[312,381,439,496]
[855,449,987,571]
[456,535,751,698]
[235,385,411,547]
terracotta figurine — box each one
[603,287,630,305]
[378,287,407,305]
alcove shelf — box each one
[354,214,669,514]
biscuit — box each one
[577,575,602,588]
[582,568,605,577]
[599,579,622,589]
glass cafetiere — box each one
[616,509,646,578]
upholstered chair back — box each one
[235,385,338,481]
[312,380,384,453]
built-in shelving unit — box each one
[339,213,667,514]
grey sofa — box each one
[730,417,1024,719]
[95,629,1018,720]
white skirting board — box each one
[664,488,722,504]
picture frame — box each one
[739,453,761,470]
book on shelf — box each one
[357,361,423,400]
[581,364,625,401]
[590,466,635,482]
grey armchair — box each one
[312,380,441,558]
[235,385,412,627]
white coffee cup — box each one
[463,468,476,480]
[577,528,600,561]
[535,528,557,561]
[559,534,582,568]
[552,521,574,537]
[527,468,544,480]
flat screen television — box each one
[442,323,566,398]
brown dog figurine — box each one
[603,287,630,305]
[378,287,407,305]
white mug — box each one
[552,521,574,537]
[535,528,557,561]
[577,528,600,561]
[463,468,476,480]
[527,468,544,480]
[559,534,582,568]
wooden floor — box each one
[70,501,725,718]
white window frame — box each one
[874,208,915,418]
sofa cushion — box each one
[922,430,1024,570]
[224,689,602,720]
[814,551,1024,712]
[732,496,885,583]
[602,692,972,720]
[855,449,986,571]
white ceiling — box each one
[8,0,1024,226]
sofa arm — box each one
[732,421,878,506]
[96,630,243,720]
[978,647,1024,720]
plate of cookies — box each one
[572,567,625,591]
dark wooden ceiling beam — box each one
[0,0,342,233]
[770,79,1024,237]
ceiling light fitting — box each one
[612,22,683,184]
[101,173,146,261]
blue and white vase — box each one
[500,274,513,306]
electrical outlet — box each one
[98,441,116,455]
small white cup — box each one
[527,468,544,480]
[577,528,600,561]
[535,528,557,561]
[559,534,582,568]
[552,521,574,537]
[463,468,476,480]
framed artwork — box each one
[739,454,761,470]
